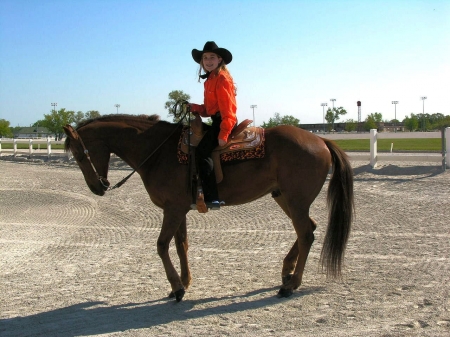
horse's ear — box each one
[63,124,78,140]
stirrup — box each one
[206,200,225,210]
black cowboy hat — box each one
[192,41,232,65]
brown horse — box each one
[63,114,354,301]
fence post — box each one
[370,129,377,168]
[13,139,18,157]
[0,139,2,156]
[445,127,450,169]
[47,138,52,158]
[29,139,33,157]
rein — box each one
[74,102,191,192]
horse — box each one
[63,114,354,302]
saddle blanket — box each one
[177,127,265,165]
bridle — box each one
[73,129,112,190]
[70,101,191,192]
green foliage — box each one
[372,112,383,122]
[402,112,450,131]
[165,90,191,123]
[325,106,347,130]
[0,119,13,137]
[344,119,357,132]
[42,108,75,140]
[403,115,420,131]
[261,112,300,128]
[73,111,85,125]
[364,114,377,131]
[85,110,101,120]
[72,110,101,126]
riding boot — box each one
[199,158,220,210]
[199,157,219,202]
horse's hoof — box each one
[168,287,185,302]
[173,288,185,302]
[282,274,293,285]
[277,287,293,298]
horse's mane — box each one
[65,114,169,151]
[75,114,162,129]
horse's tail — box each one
[320,139,355,278]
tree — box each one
[165,90,191,123]
[364,115,377,131]
[85,110,101,120]
[72,110,101,126]
[344,119,357,132]
[363,112,384,131]
[435,115,450,129]
[371,112,383,123]
[403,115,419,131]
[325,106,347,131]
[261,112,300,128]
[73,111,85,125]
[42,108,75,140]
[0,119,13,137]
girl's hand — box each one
[218,139,226,147]
[189,103,202,113]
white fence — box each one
[0,138,68,158]
[1,129,449,169]
[367,127,449,169]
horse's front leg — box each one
[174,217,191,290]
[157,207,188,302]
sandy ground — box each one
[0,155,449,337]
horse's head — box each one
[63,124,111,196]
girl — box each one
[189,41,237,210]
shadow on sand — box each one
[353,163,445,178]
[0,286,325,337]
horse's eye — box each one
[75,152,85,162]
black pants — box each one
[196,113,221,202]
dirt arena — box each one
[0,156,449,336]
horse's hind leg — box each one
[273,194,317,287]
[281,218,317,285]
[278,211,317,297]
[281,239,299,284]
[174,217,192,290]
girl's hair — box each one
[198,58,237,95]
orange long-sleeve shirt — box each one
[194,70,237,142]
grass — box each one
[0,138,442,152]
[333,138,442,152]
[0,143,65,150]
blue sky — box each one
[1,0,449,127]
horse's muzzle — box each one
[100,177,110,191]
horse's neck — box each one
[99,121,176,168]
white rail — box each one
[368,127,449,169]
[0,138,68,158]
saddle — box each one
[178,115,265,183]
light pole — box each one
[115,104,121,114]
[420,97,427,131]
[321,103,327,134]
[250,105,257,126]
[391,101,399,133]
[330,98,336,131]
[51,103,57,140]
